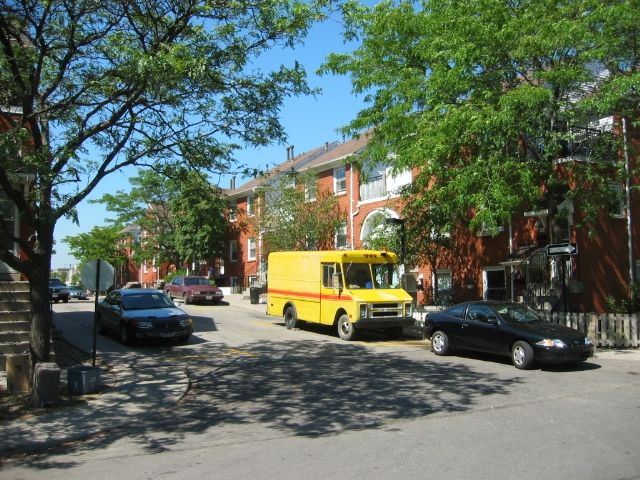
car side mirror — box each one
[487,317,498,325]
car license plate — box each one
[206,295,212,300]
[160,332,175,338]
[52,293,58,298]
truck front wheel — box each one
[284,306,299,329]
[337,314,357,341]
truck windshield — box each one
[372,263,402,289]
[343,262,402,289]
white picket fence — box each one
[538,312,640,348]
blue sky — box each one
[52,13,369,269]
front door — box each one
[484,268,506,301]
[0,191,18,280]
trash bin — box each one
[250,286,260,304]
[67,366,101,395]
[32,362,60,408]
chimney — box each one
[230,176,236,190]
[325,141,329,153]
[289,145,294,159]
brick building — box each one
[223,113,639,314]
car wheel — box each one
[337,314,357,341]
[512,341,534,369]
[183,293,190,305]
[63,297,69,303]
[97,315,107,336]
[385,326,403,339]
[431,330,450,355]
[284,306,299,329]
[177,334,190,344]
[120,323,132,346]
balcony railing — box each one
[528,127,618,163]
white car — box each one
[68,285,89,300]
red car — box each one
[165,276,224,305]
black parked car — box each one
[49,278,70,303]
[97,289,193,345]
[423,301,594,369]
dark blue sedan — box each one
[423,301,594,369]
[98,289,193,345]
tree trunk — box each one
[25,225,55,396]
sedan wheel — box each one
[97,315,107,336]
[512,341,534,369]
[183,293,190,305]
[120,324,132,346]
[337,314,357,341]
[431,330,450,355]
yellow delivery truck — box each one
[266,250,414,340]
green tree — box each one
[321,0,639,240]
[92,168,230,274]
[253,171,345,257]
[0,0,339,389]
[63,226,126,266]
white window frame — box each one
[610,184,624,218]
[335,221,348,249]
[334,167,346,194]
[247,195,255,217]
[248,238,257,261]
[433,269,452,305]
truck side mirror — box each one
[333,273,343,293]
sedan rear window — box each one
[124,293,174,310]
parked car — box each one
[165,276,224,305]
[68,285,89,300]
[422,301,595,369]
[49,278,70,303]
[97,289,193,345]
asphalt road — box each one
[2,299,640,479]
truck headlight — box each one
[405,303,413,317]
[359,304,368,318]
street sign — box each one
[82,259,115,291]
[546,243,578,256]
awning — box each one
[500,245,545,266]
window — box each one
[0,190,16,252]
[323,264,336,288]
[305,177,317,202]
[229,205,238,222]
[334,167,346,194]
[248,238,256,261]
[335,221,348,249]
[230,240,238,262]
[610,184,624,218]
[247,195,255,216]
[433,270,452,305]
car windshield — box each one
[184,278,210,286]
[494,304,544,324]
[123,293,175,310]
[49,279,64,286]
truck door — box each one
[320,263,342,325]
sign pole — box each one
[92,259,101,367]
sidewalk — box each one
[0,293,260,459]
[1,293,639,458]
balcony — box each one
[528,127,618,164]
